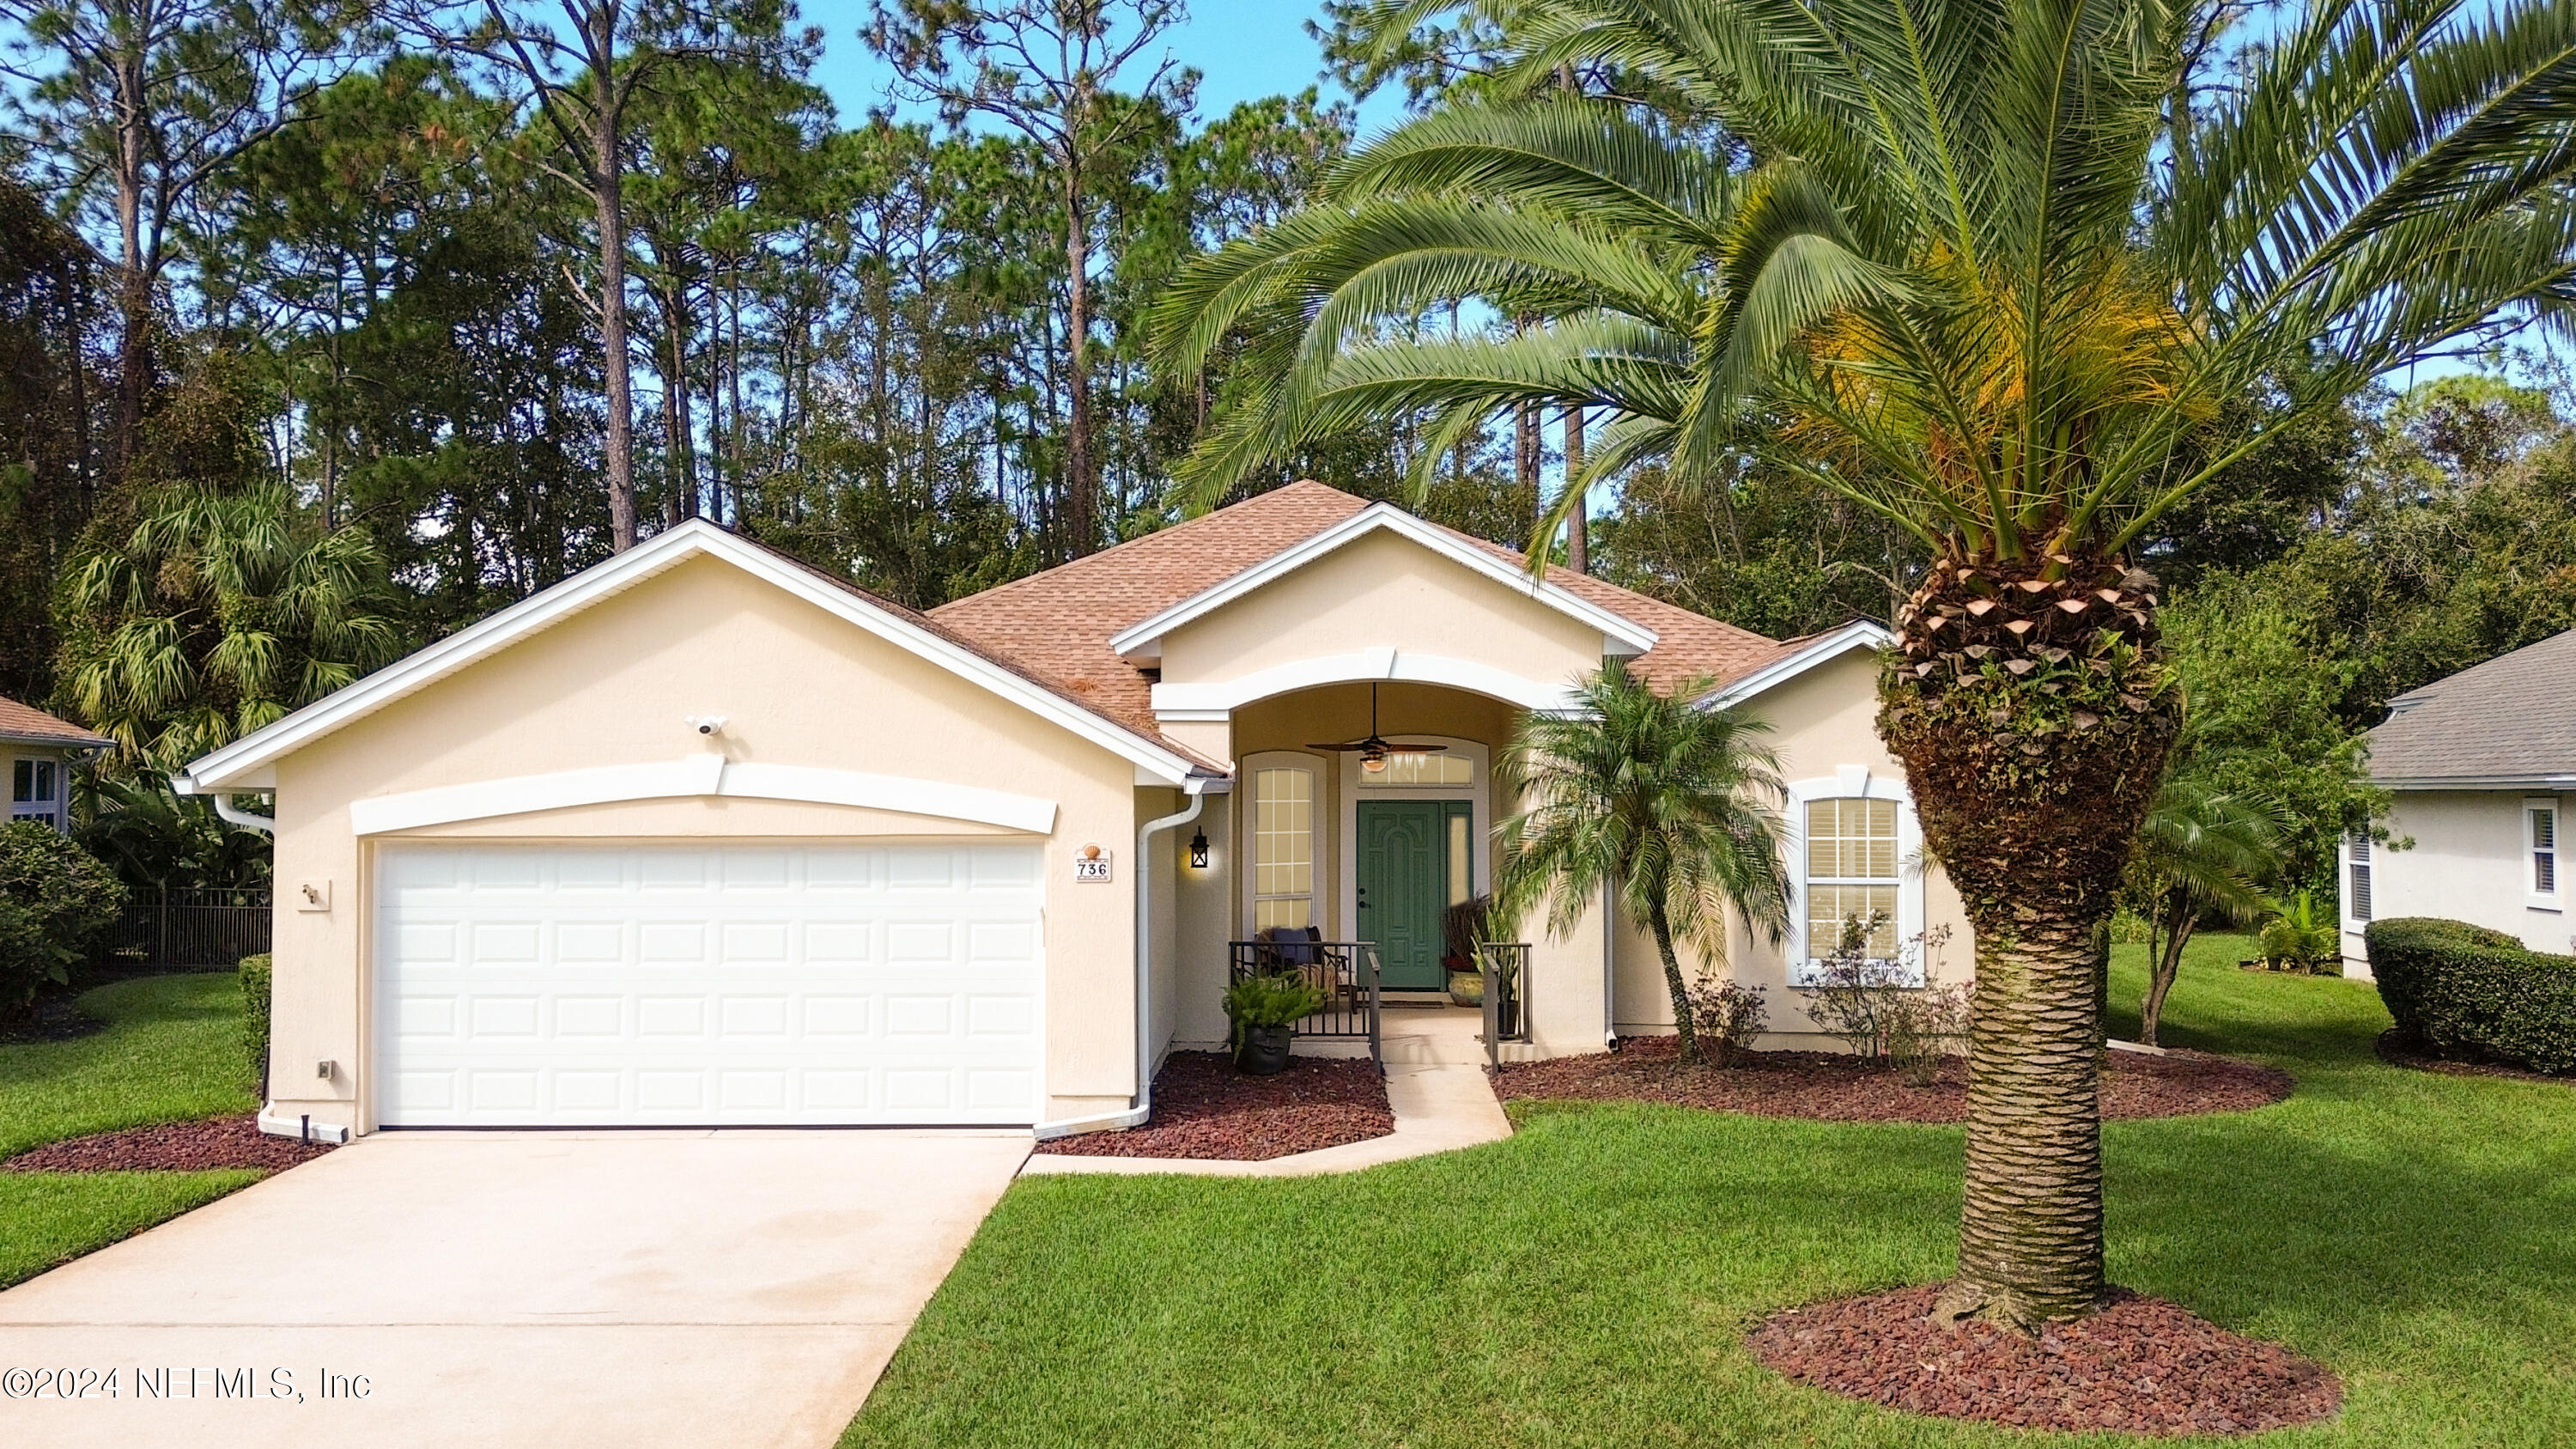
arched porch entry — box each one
[1230,681,1515,987]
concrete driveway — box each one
[0,1129,1029,1448]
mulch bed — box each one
[1033,1050,1394,1160]
[0,998,108,1046]
[1748,1282,2342,1436]
[2375,1028,2572,1087]
[1491,1035,2291,1123]
[1,1112,338,1173]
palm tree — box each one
[2120,772,2281,1046]
[58,479,405,770]
[1157,0,2576,1327]
[1493,663,1792,1063]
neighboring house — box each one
[3,696,109,834]
[2346,626,2576,971]
[175,482,1969,1141]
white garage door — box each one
[374,843,1044,1126]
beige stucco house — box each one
[4,695,109,834]
[2343,626,2575,974]
[176,482,1968,1142]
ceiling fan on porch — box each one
[1308,683,1448,775]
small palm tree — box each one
[58,479,404,770]
[1493,663,1791,1063]
[2121,772,2281,1046]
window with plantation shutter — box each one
[1801,796,1908,983]
[1250,764,1317,931]
[2530,802,2561,908]
[2347,829,2372,924]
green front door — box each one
[1358,801,1448,989]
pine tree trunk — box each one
[1564,406,1588,575]
[1063,161,1096,557]
[593,57,638,552]
[1648,904,1702,1065]
[1880,548,2179,1330]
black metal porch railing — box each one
[100,886,271,969]
[1229,938,1382,1062]
[1479,942,1533,1070]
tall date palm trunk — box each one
[1879,549,2178,1328]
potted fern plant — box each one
[1224,973,1325,1075]
[1443,895,1492,1006]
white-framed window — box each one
[10,757,63,832]
[1787,770,1923,986]
[2345,828,2372,925]
[2530,800,2561,910]
[1248,758,1320,932]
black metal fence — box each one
[1229,937,1382,1062]
[100,887,271,969]
[1480,942,1533,1069]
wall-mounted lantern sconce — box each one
[1188,828,1210,869]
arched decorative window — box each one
[1786,770,1924,985]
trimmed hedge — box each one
[2367,917,2576,1075]
[240,953,273,1098]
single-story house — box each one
[175,482,1969,1141]
[4,695,110,834]
[2345,625,2573,971]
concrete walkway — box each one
[0,1129,1030,1448]
[1022,1008,1515,1178]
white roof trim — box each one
[345,754,1058,836]
[1695,621,1893,709]
[1108,503,1657,661]
[178,519,1195,791]
[1150,647,1588,717]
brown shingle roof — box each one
[0,695,110,748]
[2366,626,2576,785]
[930,481,1802,744]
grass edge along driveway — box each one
[0,973,266,1289]
[841,935,2576,1449]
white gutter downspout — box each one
[1032,777,1209,1141]
[173,776,276,835]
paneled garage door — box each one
[373,843,1044,1126]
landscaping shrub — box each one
[240,953,274,1097]
[0,823,128,1021]
[2367,917,2576,1075]
[1685,978,1769,1066]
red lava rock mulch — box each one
[1491,1034,2291,1123]
[1,1112,338,1173]
[2375,1028,2572,1087]
[1033,1050,1393,1161]
[1748,1282,2342,1436]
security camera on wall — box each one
[684,715,728,737]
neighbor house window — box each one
[2346,829,2372,923]
[2530,801,2561,906]
[1805,796,1899,968]
[11,758,61,831]
[1252,766,1316,931]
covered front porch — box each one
[1160,679,1600,1067]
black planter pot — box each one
[1236,1024,1293,1075]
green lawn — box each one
[0,973,266,1288]
[844,935,2576,1448]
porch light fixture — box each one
[1188,827,1210,869]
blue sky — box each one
[806,2,1410,134]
